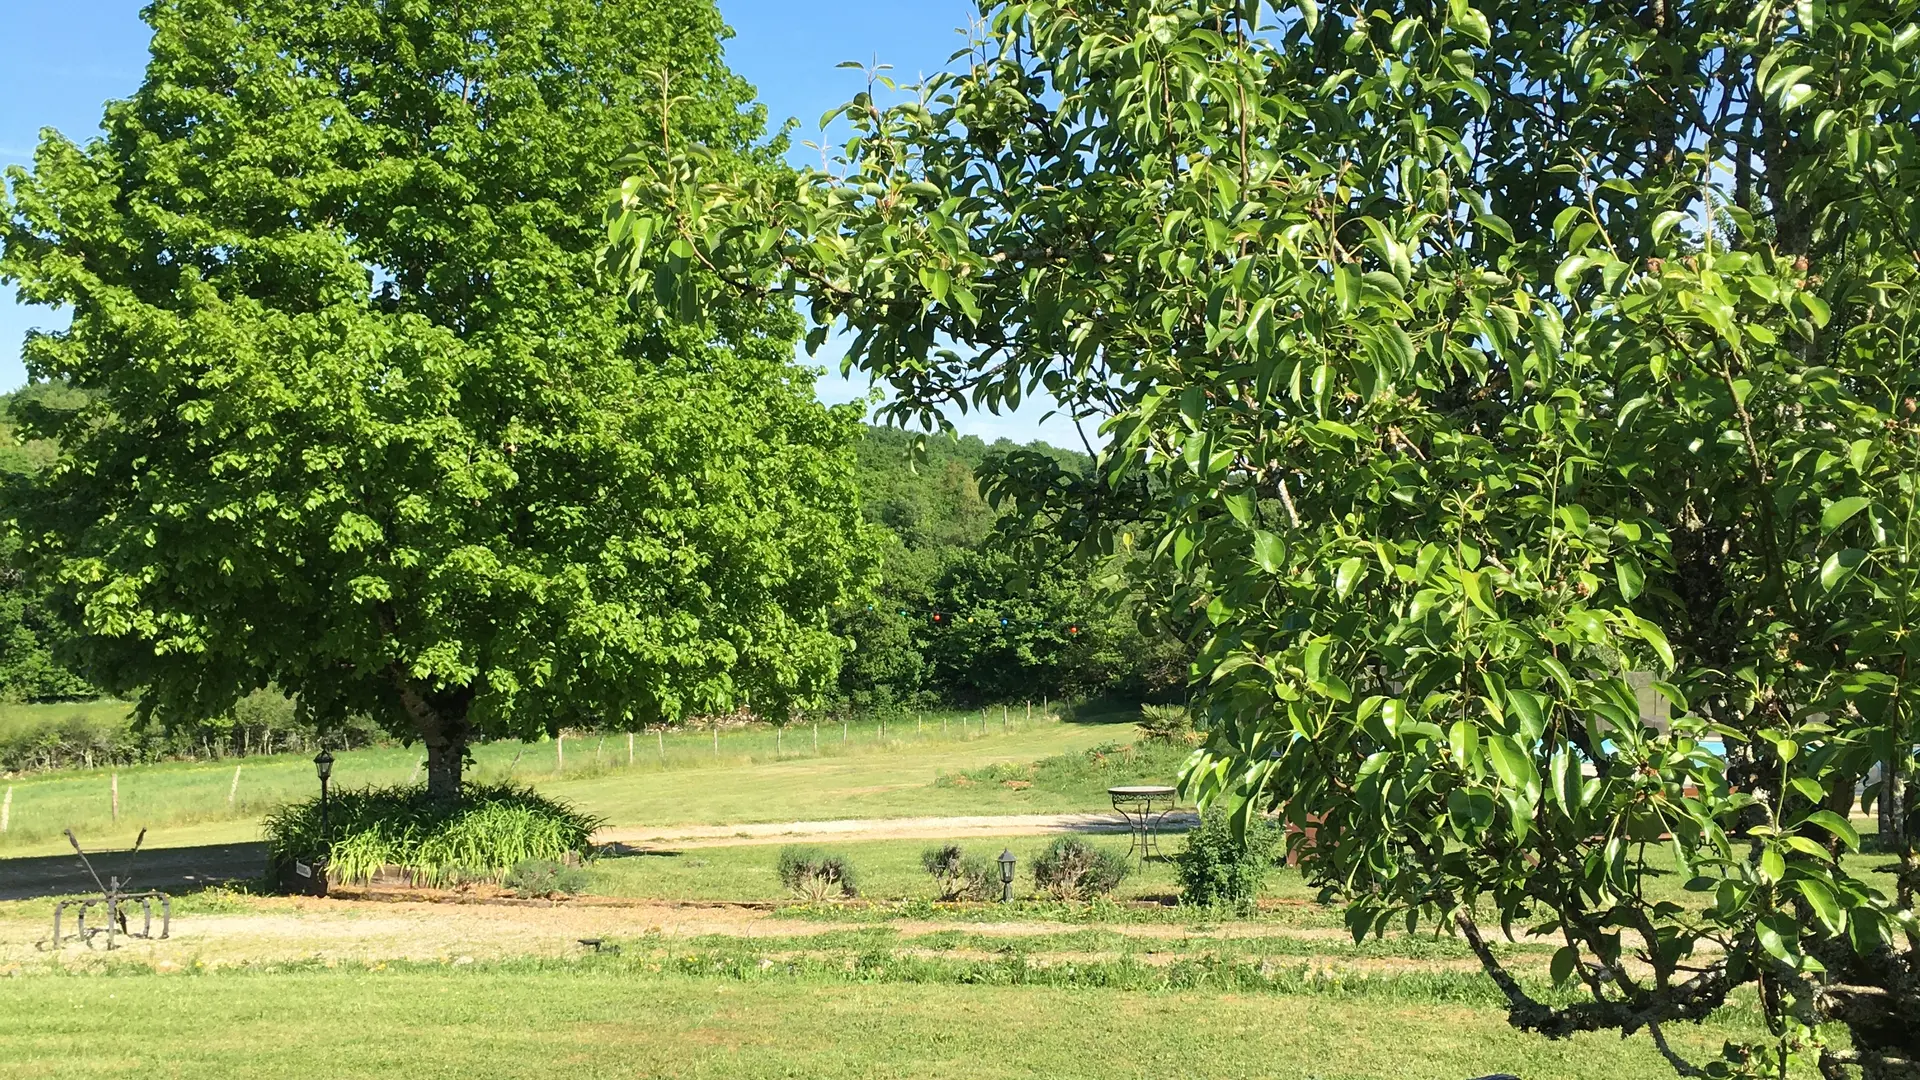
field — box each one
[0,703,1144,857]
[0,703,1844,1079]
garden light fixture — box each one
[997,848,1016,903]
[313,750,335,843]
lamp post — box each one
[997,848,1017,903]
[312,750,334,846]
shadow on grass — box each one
[0,839,268,901]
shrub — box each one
[920,843,998,901]
[504,858,591,899]
[776,846,858,901]
[261,784,600,888]
[1136,704,1198,746]
[1030,836,1128,900]
[1174,808,1282,914]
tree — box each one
[837,425,1186,708]
[612,2,1919,1074]
[0,386,94,702]
[0,0,873,799]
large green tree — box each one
[614,1,1920,1074]
[0,0,872,798]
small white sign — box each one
[294,861,312,879]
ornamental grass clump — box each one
[262,784,600,888]
[1135,704,1200,746]
[1030,836,1128,901]
[776,846,858,901]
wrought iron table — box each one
[1108,785,1179,860]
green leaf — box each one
[1449,720,1481,772]
[1553,255,1590,298]
[1550,945,1579,986]
[1787,777,1825,805]
[1549,748,1583,818]
[1819,548,1867,591]
[1795,878,1843,934]
[1757,915,1797,963]
[1848,909,1887,955]
[1651,210,1687,242]
[1802,810,1860,851]
[1614,559,1644,600]
[1451,6,1491,45]
[1799,292,1832,327]
[1253,531,1286,574]
[1334,556,1365,599]
[1461,571,1496,616]
[1334,265,1360,314]
[1820,496,1870,533]
[1448,788,1495,836]
[1759,846,1785,883]
[1487,735,1538,792]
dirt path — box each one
[594,810,1197,849]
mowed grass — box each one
[0,962,1790,1080]
[0,705,1153,857]
[0,700,137,740]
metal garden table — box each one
[1108,785,1178,860]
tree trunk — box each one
[424,733,466,800]
[389,666,473,802]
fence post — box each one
[628,732,635,766]
[557,733,564,772]
[712,726,718,756]
[111,772,119,823]
[813,722,819,752]
[2,785,10,833]
[1002,705,1009,732]
[658,730,665,761]
[228,764,242,808]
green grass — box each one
[0,704,1153,856]
[0,700,135,740]
[0,961,1792,1080]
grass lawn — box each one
[0,962,1781,1080]
[0,700,136,741]
[0,704,1166,857]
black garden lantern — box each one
[312,749,335,842]
[997,848,1017,903]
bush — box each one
[776,846,859,901]
[1174,808,1282,913]
[261,784,601,888]
[920,843,998,901]
[1030,836,1128,900]
[504,858,591,899]
[1136,704,1198,746]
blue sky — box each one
[0,0,1079,447]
